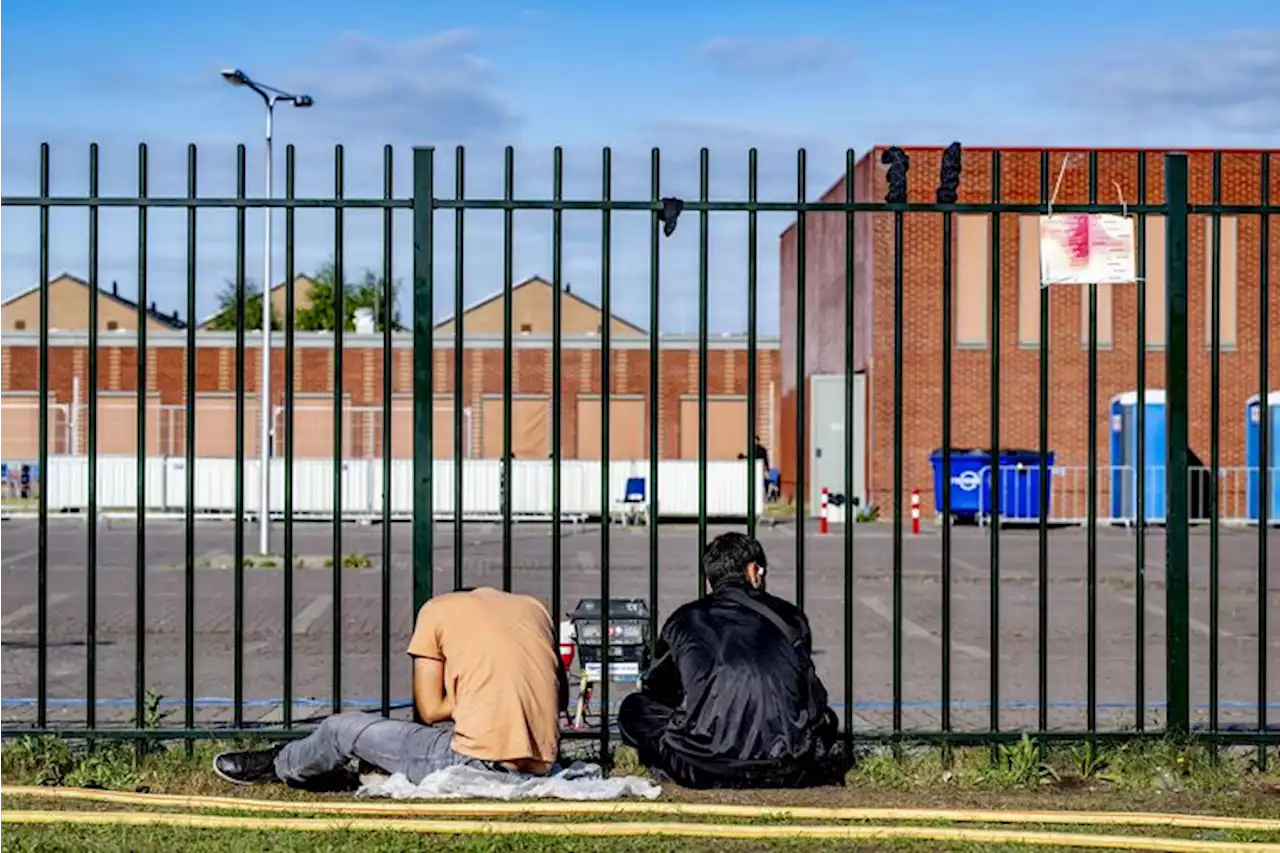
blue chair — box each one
[765,468,781,503]
[612,476,649,526]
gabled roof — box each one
[194,274,317,329]
[433,275,647,334]
[1,273,187,329]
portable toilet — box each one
[1246,391,1280,524]
[1109,390,1167,523]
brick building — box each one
[1,277,781,464]
[779,147,1279,515]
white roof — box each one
[1244,390,1280,407]
[1111,390,1167,406]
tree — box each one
[295,261,403,332]
[204,280,281,331]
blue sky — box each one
[2,1,1275,332]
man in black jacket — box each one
[618,533,840,788]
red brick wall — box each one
[782,147,1280,516]
[1,340,781,461]
[777,159,877,503]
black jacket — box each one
[641,579,834,776]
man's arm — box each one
[793,609,832,710]
[797,610,815,657]
[412,657,454,723]
[640,634,683,709]
[406,600,453,723]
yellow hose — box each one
[3,810,1277,852]
[5,785,1278,832]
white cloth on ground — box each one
[357,760,661,801]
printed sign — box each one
[1039,214,1136,285]
[950,470,982,492]
[584,662,640,682]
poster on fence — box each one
[1039,213,1136,285]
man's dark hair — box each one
[703,532,767,589]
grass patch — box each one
[0,823,1128,853]
[4,731,1276,798]
[3,732,1278,818]
[200,553,374,571]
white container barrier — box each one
[40,456,766,520]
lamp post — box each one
[221,68,314,555]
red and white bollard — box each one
[819,487,830,535]
[911,488,921,536]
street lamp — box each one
[221,68,314,555]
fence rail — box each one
[0,145,1275,760]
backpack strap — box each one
[724,587,803,650]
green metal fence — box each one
[1,145,1275,759]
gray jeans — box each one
[274,711,492,786]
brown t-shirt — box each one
[406,588,560,768]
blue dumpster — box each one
[930,448,987,520]
[1246,391,1280,524]
[1109,390,1167,523]
[929,448,1055,521]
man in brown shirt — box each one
[213,588,568,788]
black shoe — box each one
[213,745,284,785]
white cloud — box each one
[1064,28,1280,137]
[277,29,521,143]
[694,35,851,76]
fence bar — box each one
[988,150,1002,736]
[85,144,100,733]
[940,207,953,735]
[795,149,807,609]
[891,209,904,736]
[1037,150,1050,736]
[647,149,661,645]
[331,145,346,715]
[1134,151,1147,732]
[746,149,758,538]
[550,148,563,627]
[697,148,709,592]
[411,147,435,616]
[1086,150,1099,737]
[380,145,394,716]
[501,146,514,592]
[453,146,466,592]
[1163,152,1191,737]
[184,145,198,739]
[1209,151,1222,738]
[36,143,50,729]
[283,146,297,728]
[842,149,856,738]
[135,143,149,733]
[233,144,247,730]
[1258,152,1271,768]
[599,146,613,752]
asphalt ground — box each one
[2,517,1276,734]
